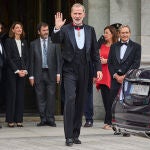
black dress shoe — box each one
[0,125,2,128]
[37,122,46,126]
[123,133,131,137]
[84,121,93,127]
[46,121,56,127]
[8,123,15,128]
[66,138,73,146]
[73,138,81,144]
[17,123,24,127]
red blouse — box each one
[96,44,111,89]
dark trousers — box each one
[84,78,93,123]
[0,67,7,112]
[6,69,25,123]
[63,61,88,139]
[0,68,2,110]
[109,85,121,125]
[60,79,65,114]
[0,68,2,81]
[100,84,111,125]
[34,70,56,123]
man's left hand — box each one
[56,74,60,84]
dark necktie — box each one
[120,42,128,46]
[43,39,47,68]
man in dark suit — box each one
[108,25,141,125]
[29,22,61,127]
[0,39,6,128]
[51,3,102,146]
[0,22,8,44]
[0,22,7,120]
[0,36,6,84]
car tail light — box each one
[147,125,150,128]
[112,119,116,123]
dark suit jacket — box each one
[0,40,6,82]
[108,39,141,89]
[0,40,6,68]
[29,37,61,83]
[51,23,101,72]
[5,38,29,72]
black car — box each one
[112,67,150,138]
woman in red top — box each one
[96,26,117,129]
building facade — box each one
[0,0,150,119]
[83,0,150,119]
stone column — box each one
[83,0,110,119]
[110,0,141,43]
[141,0,150,64]
[86,0,110,38]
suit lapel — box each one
[12,39,20,57]
[67,24,76,51]
[21,40,25,57]
[0,41,5,56]
[67,24,90,51]
[47,37,52,58]
[84,25,91,51]
[115,44,121,63]
[37,38,42,64]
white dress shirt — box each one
[15,39,22,57]
[74,28,85,49]
[120,45,127,60]
[120,40,129,59]
[54,27,85,49]
[0,43,3,54]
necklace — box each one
[74,25,84,37]
[77,30,80,37]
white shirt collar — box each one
[121,39,129,44]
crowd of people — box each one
[0,3,141,147]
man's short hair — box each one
[37,22,49,31]
[119,25,131,33]
[71,3,85,13]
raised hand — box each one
[55,12,66,30]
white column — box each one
[87,0,110,38]
[141,0,150,64]
[84,0,110,119]
[110,0,141,43]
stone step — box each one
[0,115,64,122]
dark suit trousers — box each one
[34,70,56,123]
[63,61,89,139]
[6,69,25,123]
[0,67,2,81]
[84,77,94,123]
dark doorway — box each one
[0,0,83,115]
